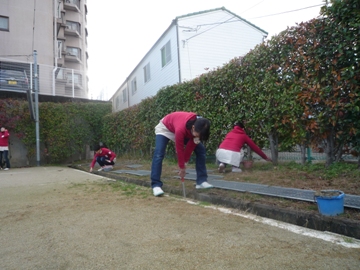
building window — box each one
[65,0,80,9]
[131,78,137,95]
[116,95,121,109]
[57,68,65,79]
[122,88,127,103]
[66,72,82,85]
[66,47,81,59]
[143,62,151,83]
[73,73,82,84]
[0,16,9,31]
[161,40,171,67]
[66,21,81,34]
[57,41,63,58]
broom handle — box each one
[181,177,186,197]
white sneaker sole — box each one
[195,184,214,189]
[153,191,164,196]
[153,188,164,196]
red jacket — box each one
[162,112,198,169]
[219,126,268,160]
[90,147,116,168]
[0,130,10,147]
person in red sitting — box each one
[89,145,116,172]
[216,122,272,173]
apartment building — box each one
[0,0,89,99]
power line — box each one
[248,4,323,20]
[182,4,324,42]
[238,0,266,15]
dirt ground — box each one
[0,167,359,269]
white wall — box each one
[114,25,180,111]
[177,9,266,81]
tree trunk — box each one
[268,132,278,165]
[300,144,306,165]
[324,130,335,167]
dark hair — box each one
[234,122,245,129]
[186,117,211,141]
[99,142,107,148]
[94,145,101,152]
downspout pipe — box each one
[175,19,182,83]
[52,0,58,96]
[126,77,130,109]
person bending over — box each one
[151,111,213,196]
[216,122,272,173]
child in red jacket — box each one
[216,122,272,173]
[89,145,116,172]
[0,127,10,170]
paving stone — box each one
[113,170,151,176]
[174,174,223,181]
[186,169,214,173]
[126,164,143,168]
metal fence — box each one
[0,57,88,99]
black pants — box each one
[0,150,10,169]
[96,156,114,167]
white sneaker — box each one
[103,165,113,172]
[153,187,164,196]
[97,167,104,171]
[4,168,9,171]
[232,167,242,173]
[218,163,225,173]
[196,182,214,189]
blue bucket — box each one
[314,190,345,216]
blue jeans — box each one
[150,135,208,188]
[96,156,114,167]
[0,150,10,169]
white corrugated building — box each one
[110,7,267,112]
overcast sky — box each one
[87,0,325,100]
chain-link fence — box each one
[0,57,88,99]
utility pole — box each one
[34,50,40,166]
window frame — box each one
[122,88,127,103]
[0,16,9,31]
[143,62,151,83]
[161,40,172,68]
[66,20,81,34]
[116,95,121,109]
[66,46,81,59]
[131,77,137,95]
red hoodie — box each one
[219,126,268,160]
[90,147,116,168]
[0,130,10,147]
[162,112,198,169]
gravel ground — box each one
[0,167,359,270]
